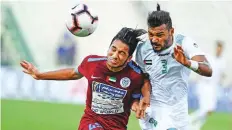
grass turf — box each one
[1,99,231,130]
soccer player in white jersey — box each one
[135,4,212,130]
[190,41,226,130]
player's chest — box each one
[143,53,183,77]
[89,68,135,92]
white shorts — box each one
[196,82,218,111]
[139,105,189,130]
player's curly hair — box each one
[111,27,147,56]
[147,4,172,30]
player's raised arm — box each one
[20,60,83,80]
[174,45,212,77]
[189,54,212,77]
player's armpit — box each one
[143,73,150,79]
[72,68,84,80]
[190,55,212,77]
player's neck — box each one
[167,36,174,48]
[106,63,126,72]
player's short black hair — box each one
[147,4,172,30]
[216,40,224,48]
[111,27,147,56]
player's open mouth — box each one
[110,59,117,64]
[153,45,161,49]
[152,44,160,47]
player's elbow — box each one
[203,68,213,77]
[208,67,213,77]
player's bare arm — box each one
[141,78,151,102]
[139,78,151,116]
[131,77,151,119]
[174,45,212,77]
[131,78,151,119]
[20,60,83,80]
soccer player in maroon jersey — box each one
[20,27,150,130]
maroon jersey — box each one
[78,55,143,130]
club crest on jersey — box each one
[120,77,131,88]
[144,60,152,65]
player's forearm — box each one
[37,68,83,80]
[196,62,212,77]
[186,60,212,77]
[141,79,151,98]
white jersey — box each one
[136,34,205,128]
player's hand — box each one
[20,60,40,79]
[131,101,139,112]
[173,45,190,67]
[139,96,150,118]
[131,101,141,119]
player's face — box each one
[148,24,174,52]
[216,45,223,57]
[107,40,132,69]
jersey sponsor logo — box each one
[161,59,168,74]
[91,75,101,79]
[120,77,131,88]
[91,81,127,114]
[88,123,103,130]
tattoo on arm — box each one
[195,60,212,76]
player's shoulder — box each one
[137,34,152,52]
[84,55,107,62]
[81,55,107,65]
[127,60,142,75]
[174,34,185,45]
[174,33,197,48]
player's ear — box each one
[127,56,132,63]
[170,27,174,35]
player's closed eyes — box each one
[119,51,126,56]
[111,47,117,52]
[156,34,164,38]
[148,33,154,37]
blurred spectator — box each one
[190,41,226,130]
[1,33,11,66]
[56,32,77,66]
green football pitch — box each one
[1,99,231,130]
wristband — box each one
[189,60,199,71]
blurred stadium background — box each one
[1,1,232,130]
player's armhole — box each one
[143,73,149,80]
[77,55,92,77]
[74,67,83,75]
